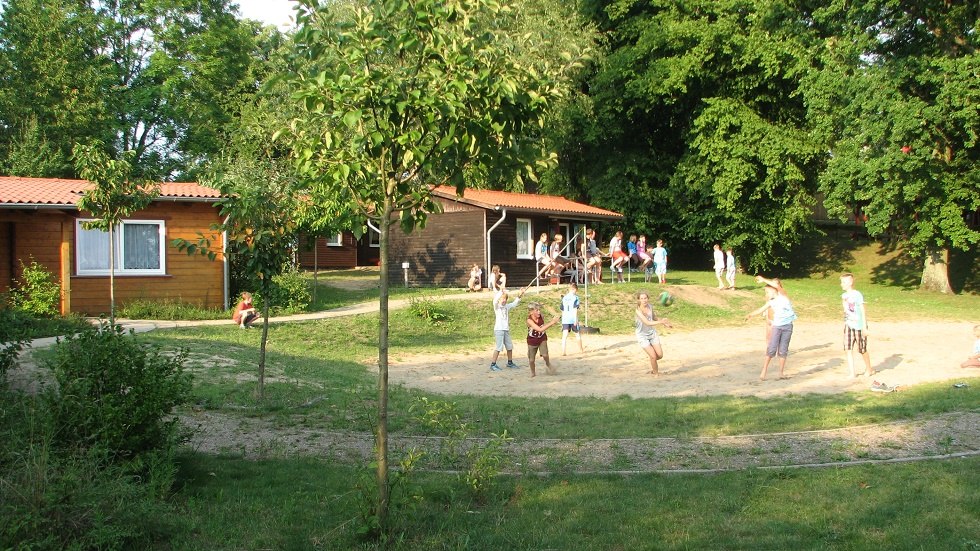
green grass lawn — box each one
[43,241,980,549]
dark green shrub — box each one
[9,259,61,317]
[267,268,312,313]
[0,308,92,341]
[42,323,192,460]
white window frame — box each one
[515,218,533,259]
[75,219,166,276]
[368,229,380,248]
[325,233,343,246]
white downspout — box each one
[486,206,506,288]
[222,215,230,310]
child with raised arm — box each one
[745,280,797,380]
[526,302,561,377]
[489,288,525,371]
[635,291,672,375]
[561,282,584,355]
[961,325,980,368]
[840,273,874,377]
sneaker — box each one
[489,363,502,372]
[507,361,520,369]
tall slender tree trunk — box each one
[920,246,952,293]
[376,199,393,534]
[257,280,270,399]
[108,225,116,325]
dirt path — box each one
[180,409,980,473]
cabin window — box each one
[515,218,533,259]
[325,233,343,246]
[368,229,380,248]
[76,219,166,275]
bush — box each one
[408,296,452,324]
[0,308,91,342]
[9,259,61,317]
[42,323,192,460]
[266,269,312,314]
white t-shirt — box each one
[841,289,866,330]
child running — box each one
[526,302,560,377]
[961,325,980,368]
[489,288,525,371]
[746,277,797,380]
[561,282,585,355]
[840,272,874,378]
[635,291,672,375]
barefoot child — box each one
[961,325,980,368]
[725,247,736,289]
[467,263,483,292]
[232,292,259,328]
[840,272,875,377]
[560,282,585,355]
[489,288,524,371]
[635,291,672,375]
[745,280,797,380]
[526,302,560,377]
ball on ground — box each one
[658,291,674,306]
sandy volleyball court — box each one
[388,320,977,399]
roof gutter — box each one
[486,206,506,287]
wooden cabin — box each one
[0,177,226,316]
[385,186,623,288]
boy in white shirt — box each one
[489,288,525,371]
[841,273,874,378]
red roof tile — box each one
[0,176,222,207]
[431,186,622,220]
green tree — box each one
[73,143,157,325]
[555,0,823,270]
[0,0,111,176]
[805,0,979,291]
[283,0,566,534]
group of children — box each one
[534,229,671,286]
[488,270,585,377]
[712,244,738,290]
[487,269,980,383]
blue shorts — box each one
[562,323,579,332]
[655,262,666,275]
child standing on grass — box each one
[745,279,797,380]
[652,239,668,285]
[489,288,525,371]
[840,273,875,378]
[725,247,736,289]
[526,302,560,377]
[960,325,980,368]
[561,282,584,355]
[635,291,672,375]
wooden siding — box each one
[69,202,224,315]
[0,203,224,315]
[297,232,358,269]
[386,209,487,287]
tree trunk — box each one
[257,280,270,399]
[108,225,116,326]
[920,246,952,293]
[375,200,392,534]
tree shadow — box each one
[869,241,920,290]
[874,353,903,373]
[411,241,460,287]
[781,229,866,278]
[949,246,979,294]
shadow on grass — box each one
[781,229,867,278]
[869,241,920,290]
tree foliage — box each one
[805,0,979,290]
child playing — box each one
[652,239,668,285]
[725,247,736,289]
[526,302,560,377]
[489,265,504,293]
[713,244,725,289]
[609,231,628,283]
[232,292,259,328]
[635,291,672,375]
[467,263,483,292]
[561,282,585,355]
[489,288,525,371]
[745,279,797,380]
[961,325,980,368]
[840,272,874,378]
